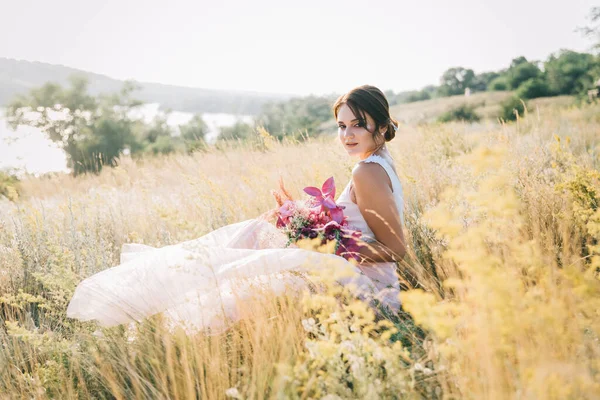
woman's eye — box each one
[338,123,363,129]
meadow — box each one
[1,98,599,399]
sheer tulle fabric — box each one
[67,154,405,333]
[67,218,401,333]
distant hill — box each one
[0,58,294,115]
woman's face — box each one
[337,103,383,160]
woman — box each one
[333,84,407,305]
[67,85,407,333]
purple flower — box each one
[303,177,345,224]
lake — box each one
[0,104,253,175]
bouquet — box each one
[270,176,364,261]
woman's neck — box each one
[360,146,389,161]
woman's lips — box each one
[346,143,357,147]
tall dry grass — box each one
[0,101,599,399]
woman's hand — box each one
[351,163,407,263]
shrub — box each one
[0,170,20,201]
[488,76,510,91]
[516,78,550,99]
[499,96,528,121]
[218,122,256,141]
[438,104,481,123]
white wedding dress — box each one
[67,154,405,333]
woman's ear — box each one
[379,124,388,135]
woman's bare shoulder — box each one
[352,161,393,193]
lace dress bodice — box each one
[336,154,405,243]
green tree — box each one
[544,50,600,95]
[394,87,436,104]
[438,67,475,97]
[516,78,550,99]
[135,111,182,155]
[218,121,255,141]
[257,95,333,140]
[488,76,510,91]
[6,75,143,175]
[509,56,529,69]
[147,135,179,155]
[578,6,600,52]
[470,71,501,92]
[179,114,208,153]
[405,90,432,103]
[384,90,398,106]
[507,57,542,89]
[422,85,439,98]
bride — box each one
[67,84,407,333]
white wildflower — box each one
[304,341,318,358]
[225,387,241,399]
[373,348,384,361]
[321,395,343,400]
[340,340,355,353]
[301,317,316,332]
[347,354,363,375]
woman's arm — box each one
[351,162,407,265]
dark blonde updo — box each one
[332,85,398,149]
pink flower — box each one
[303,177,345,224]
[271,176,364,261]
[278,200,296,223]
[276,200,304,228]
[276,215,286,229]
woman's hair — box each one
[332,85,398,148]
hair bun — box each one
[385,119,398,142]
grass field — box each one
[1,99,599,399]
[390,91,577,124]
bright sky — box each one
[0,0,597,95]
